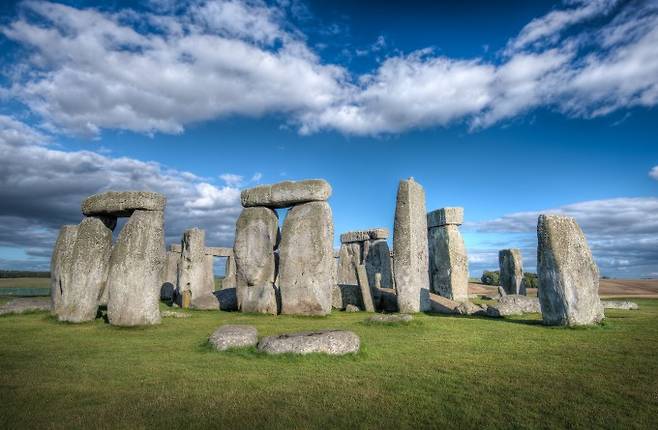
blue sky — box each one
[0,0,656,277]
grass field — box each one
[1,299,657,429]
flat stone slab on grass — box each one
[161,310,191,318]
[602,301,639,310]
[367,314,413,323]
[257,330,360,355]
[0,298,51,316]
[82,191,166,217]
[209,325,258,351]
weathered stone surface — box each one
[427,207,464,228]
[356,264,375,312]
[170,244,182,253]
[497,286,507,297]
[161,310,191,318]
[50,225,78,317]
[428,224,469,302]
[499,249,525,295]
[60,217,113,322]
[177,229,216,309]
[241,179,332,208]
[340,228,389,243]
[602,301,639,310]
[377,287,399,312]
[237,285,278,314]
[257,330,359,355]
[82,191,165,217]
[334,242,361,310]
[429,293,461,314]
[367,314,413,323]
[209,325,258,351]
[215,287,238,311]
[222,256,237,290]
[0,298,52,316]
[161,250,179,300]
[206,247,233,257]
[456,302,488,316]
[486,295,541,317]
[364,239,393,290]
[107,210,165,326]
[279,201,334,315]
[345,304,360,312]
[393,178,430,313]
[537,215,604,326]
[234,207,278,287]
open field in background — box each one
[1,299,657,429]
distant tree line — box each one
[480,270,539,289]
[0,270,50,278]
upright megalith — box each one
[241,179,332,208]
[279,201,334,315]
[50,225,78,317]
[427,207,469,302]
[177,229,217,310]
[537,214,604,326]
[499,249,525,295]
[107,210,165,326]
[393,178,430,313]
[233,207,279,314]
[334,242,361,309]
[60,217,113,322]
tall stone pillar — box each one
[393,178,430,313]
[427,207,469,302]
[50,225,79,317]
[499,248,525,295]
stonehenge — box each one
[393,178,430,313]
[50,225,78,317]
[499,249,525,295]
[427,207,469,302]
[537,215,604,326]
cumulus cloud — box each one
[651,166,658,180]
[3,0,658,136]
[0,115,243,269]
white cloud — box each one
[650,166,658,180]
[219,173,244,186]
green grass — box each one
[1,300,657,429]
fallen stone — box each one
[429,293,461,314]
[602,301,639,310]
[279,201,334,315]
[241,179,332,208]
[367,314,413,323]
[486,295,540,317]
[340,228,389,243]
[499,249,525,295]
[345,304,360,312]
[393,178,430,313]
[60,217,113,323]
[209,324,258,351]
[161,310,191,318]
[537,215,604,326]
[107,210,165,326]
[0,298,51,316]
[427,207,464,228]
[456,302,488,316]
[50,225,78,317]
[428,223,469,302]
[257,330,360,355]
[82,191,166,217]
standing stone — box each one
[334,242,362,309]
[427,208,469,302]
[107,210,164,326]
[161,250,179,300]
[177,229,216,309]
[50,225,79,317]
[279,201,334,315]
[393,178,430,313]
[222,256,237,290]
[60,217,113,322]
[356,264,375,312]
[233,207,279,314]
[364,239,393,290]
[499,249,525,295]
[537,215,604,326]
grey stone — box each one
[427,207,464,228]
[602,301,639,310]
[345,304,360,312]
[177,229,216,309]
[279,201,334,315]
[393,178,430,313]
[233,207,279,314]
[60,217,112,322]
[107,210,165,326]
[206,247,233,257]
[428,224,469,302]
[364,239,393,290]
[161,310,191,318]
[486,295,541,317]
[170,244,182,253]
[367,314,413,323]
[257,330,360,355]
[499,249,525,295]
[209,324,258,351]
[50,225,78,317]
[82,191,165,217]
[161,250,179,297]
[377,287,399,312]
[222,256,237,290]
[537,215,604,326]
[340,228,389,243]
[429,293,461,314]
[215,287,238,311]
[356,264,375,312]
[241,179,332,208]
[497,286,507,297]
[456,302,488,316]
[0,298,51,316]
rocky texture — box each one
[499,249,525,295]
[50,225,78,317]
[340,228,389,243]
[279,201,334,315]
[82,191,165,217]
[393,178,430,313]
[486,295,541,317]
[367,313,414,323]
[0,298,52,316]
[177,229,217,310]
[456,302,488,316]
[60,217,113,322]
[429,293,461,314]
[334,242,361,309]
[537,215,604,326]
[241,179,332,208]
[364,239,393,290]
[209,325,258,351]
[257,330,360,355]
[377,287,399,312]
[345,304,360,312]
[161,310,191,318]
[215,288,238,311]
[107,210,165,326]
[205,247,233,257]
[428,222,469,302]
[234,207,279,314]
[222,256,237,290]
[602,301,639,310]
[427,207,464,228]
[356,264,375,312]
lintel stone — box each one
[427,207,464,228]
[340,228,389,243]
[82,191,166,217]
